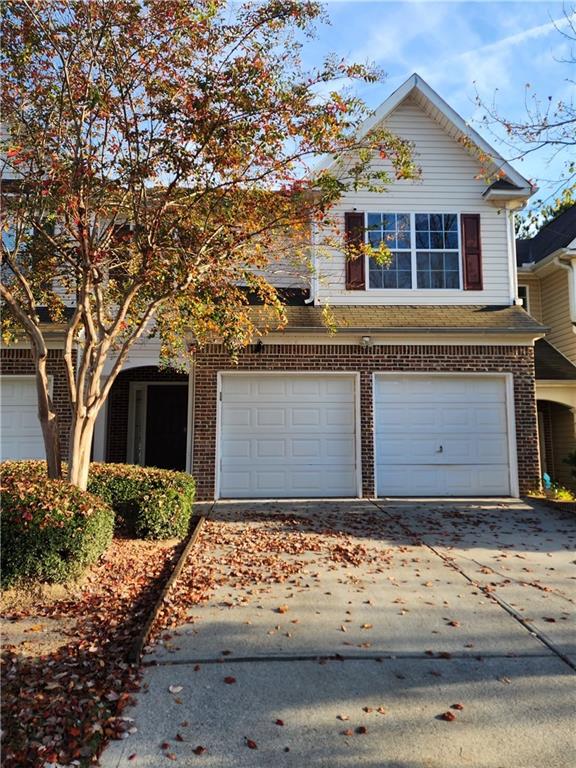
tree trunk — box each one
[68,415,96,491]
[35,354,62,479]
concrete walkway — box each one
[100,499,576,767]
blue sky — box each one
[301,1,575,205]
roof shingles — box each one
[250,304,545,334]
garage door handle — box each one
[437,445,443,453]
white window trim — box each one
[365,211,463,292]
[371,372,519,499]
[215,371,362,500]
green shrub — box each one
[0,461,195,543]
[88,463,195,539]
[1,466,114,587]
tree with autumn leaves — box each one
[1,0,416,489]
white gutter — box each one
[554,255,576,334]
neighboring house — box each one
[517,205,576,489]
[1,74,548,500]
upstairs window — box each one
[367,212,461,290]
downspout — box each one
[305,220,317,304]
[554,256,576,333]
[506,206,518,305]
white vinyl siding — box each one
[218,373,358,498]
[315,95,512,305]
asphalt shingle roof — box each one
[517,204,576,266]
[250,304,546,334]
[535,339,576,380]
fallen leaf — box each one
[337,714,350,721]
[193,746,207,755]
[169,685,183,694]
[275,719,284,726]
[341,729,353,736]
[223,676,236,685]
[356,726,368,734]
[245,738,258,749]
[276,605,289,614]
[128,755,137,762]
[440,711,457,721]
[451,703,464,710]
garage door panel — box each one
[377,377,505,404]
[219,374,357,498]
[1,377,46,461]
[376,434,509,465]
[378,465,511,496]
[375,375,512,496]
[375,404,508,434]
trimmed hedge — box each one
[1,460,196,541]
[1,467,114,587]
[87,463,195,539]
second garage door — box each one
[374,375,513,496]
[219,373,358,498]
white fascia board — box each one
[313,73,533,195]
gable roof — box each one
[517,204,576,266]
[314,73,534,198]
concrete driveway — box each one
[101,499,576,767]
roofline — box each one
[264,325,547,335]
[313,73,534,195]
[518,247,576,272]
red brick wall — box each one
[0,348,73,457]
[192,343,540,500]
[106,366,188,462]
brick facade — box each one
[106,366,188,462]
[0,347,73,457]
[192,343,540,500]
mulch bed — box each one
[1,537,180,767]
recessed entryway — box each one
[374,373,517,496]
[217,372,360,498]
[127,382,189,471]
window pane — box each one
[415,213,429,231]
[431,271,445,289]
[444,252,459,271]
[431,252,443,270]
[367,213,381,230]
[368,231,381,247]
[417,252,430,270]
[444,231,458,249]
[381,213,395,231]
[369,267,383,288]
[382,270,397,288]
[398,253,412,270]
[383,231,397,249]
[445,271,459,289]
[429,213,443,232]
[430,231,444,249]
[415,230,429,248]
[417,269,431,288]
[397,213,410,231]
[444,213,458,231]
[398,270,412,288]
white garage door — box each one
[219,374,358,498]
[0,376,46,460]
[374,375,512,496]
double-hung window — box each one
[367,212,461,290]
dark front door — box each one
[145,384,188,470]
